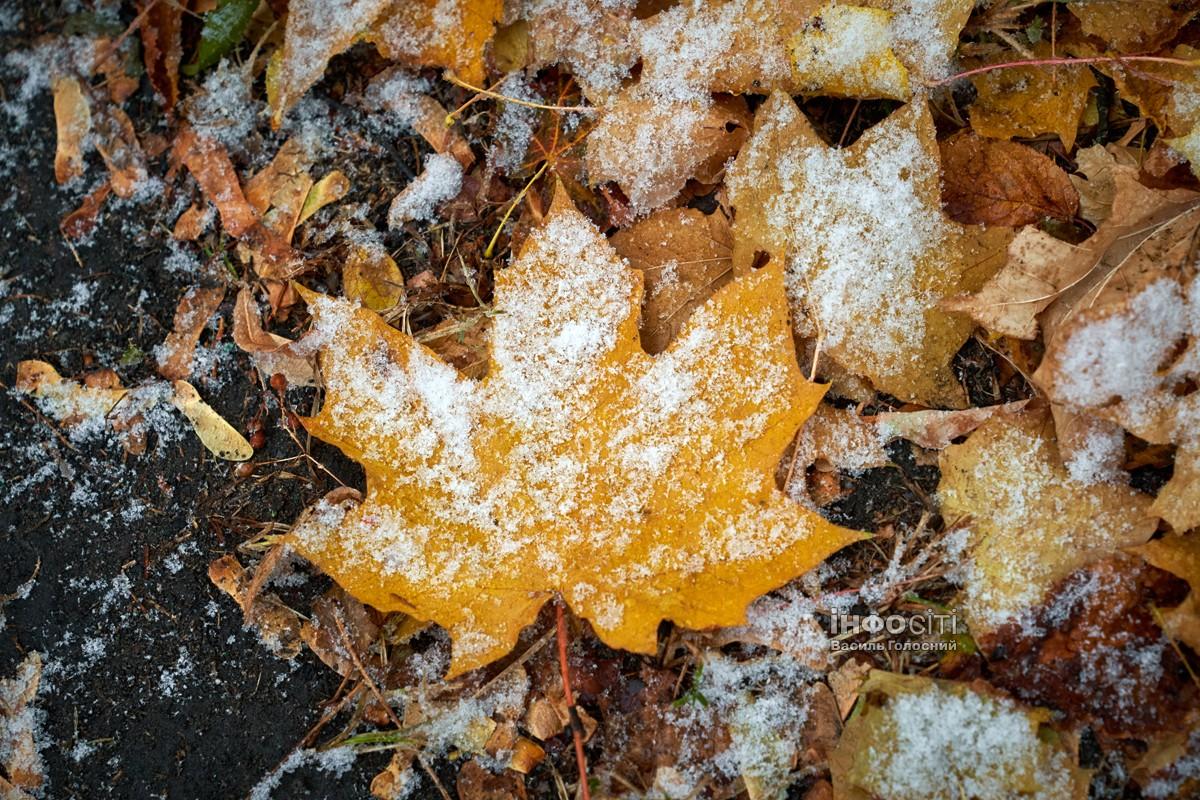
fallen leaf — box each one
[208,555,304,657]
[155,286,225,381]
[1131,532,1200,653]
[727,93,1010,407]
[364,68,474,168]
[60,181,112,240]
[92,103,148,199]
[269,0,394,126]
[608,206,734,353]
[456,758,526,800]
[343,239,406,311]
[172,203,213,241]
[387,152,464,227]
[1067,0,1197,53]
[939,132,1079,227]
[230,287,316,386]
[0,653,44,795]
[1152,444,1200,533]
[286,192,863,675]
[872,400,1028,450]
[585,91,751,214]
[51,75,91,184]
[138,0,183,109]
[298,171,350,226]
[984,553,1196,737]
[968,45,1097,151]
[184,0,258,76]
[520,0,638,102]
[171,380,254,461]
[15,360,128,427]
[938,408,1155,637]
[829,671,1088,800]
[791,405,891,477]
[301,585,380,677]
[369,0,503,87]
[790,4,910,99]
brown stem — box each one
[930,54,1199,86]
[556,600,592,800]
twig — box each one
[556,600,592,800]
[443,72,599,116]
[930,54,1199,86]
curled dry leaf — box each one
[872,399,1028,450]
[829,671,1088,800]
[207,555,304,657]
[231,287,316,386]
[155,285,225,381]
[369,0,503,86]
[298,171,350,226]
[938,409,1155,637]
[1100,45,1200,174]
[968,45,1096,151]
[52,75,91,184]
[1131,532,1200,653]
[137,0,183,109]
[92,103,148,199]
[172,203,213,241]
[285,193,863,675]
[171,380,254,461]
[60,181,112,241]
[585,92,751,215]
[938,132,1079,227]
[269,0,394,126]
[608,206,733,354]
[0,652,44,798]
[728,93,1010,407]
[301,586,381,677]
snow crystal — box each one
[185,59,262,151]
[1063,424,1125,485]
[387,152,463,226]
[248,746,357,800]
[157,646,194,697]
[488,73,542,173]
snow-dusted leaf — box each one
[155,286,225,381]
[0,652,44,796]
[938,409,1155,637]
[830,671,1088,800]
[285,192,863,675]
[727,93,1010,407]
[368,0,503,86]
[231,288,317,387]
[1067,0,1197,53]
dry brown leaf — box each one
[298,171,350,226]
[1131,532,1200,652]
[60,181,112,241]
[269,0,394,127]
[518,0,638,102]
[369,0,503,86]
[52,75,90,184]
[300,586,380,677]
[728,93,1010,407]
[156,286,225,381]
[939,132,1079,227]
[207,555,304,657]
[1068,0,1198,53]
[1152,445,1200,533]
[15,360,128,427]
[364,68,474,168]
[586,92,751,214]
[968,45,1097,151]
[231,287,316,386]
[171,380,254,461]
[92,103,147,199]
[138,0,183,109]
[343,240,406,312]
[938,408,1156,637]
[172,203,212,241]
[792,405,891,477]
[285,193,863,675]
[608,206,733,353]
[871,400,1029,450]
[0,652,44,795]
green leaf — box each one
[183,0,258,77]
[1026,15,1044,44]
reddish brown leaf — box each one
[156,285,225,381]
[92,104,148,199]
[939,132,1079,227]
[60,181,112,240]
[138,0,183,110]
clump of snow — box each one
[1063,424,1125,485]
[387,152,463,227]
[488,73,542,174]
[249,746,357,800]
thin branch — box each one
[930,54,1200,86]
[557,601,592,800]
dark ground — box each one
[0,5,392,798]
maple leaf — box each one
[938,409,1155,638]
[1067,0,1197,54]
[368,0,503,87]
[727,93,1010,408]
[285,194,863,676]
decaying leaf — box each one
[1151,444,1200,533]
[269,0,394,126]
[92,103,148,199]
[301,585,380,677]
[369,0,503,86]
[1131,532,1200,653]
[728,93,1010,407]
[172,202,214,241]
[286,193,863,675]
[939,132,1079,227]
[872,400,1028,450]
[156,285,225,381]
[0,652,45,797]
[208,555,304,657]
[791,405,891,478]
[1067,0,1198,53]
[231,287,317,386]
[171,380,254,461]
[968,46,1096,151]
[52,75,91,184]
[363,67,475,168]
[60,181,112,241]
[138,0,183,109]
[608,206,733,353]
[586,92,751,214]
[829,671,1088,800]
[938,409,1155,637]
[1099,45,1200,174]
[15,360,128,428]
[984,553,1196,737]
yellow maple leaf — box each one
[727,93,1009,408]
[938,409,1155,638]
[368,0,503,87]
[286,194,863,676]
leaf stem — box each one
[484,160,549,259]
[557,600,592,800]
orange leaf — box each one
[51,75,91,184]
[286,193,864,676]
[369,0,503,87]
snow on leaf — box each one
[0,652,45,797]
[829,671,1087,800]
[727,93,1010,408]
[285,192,864,676]
[790,4,910,99]
[1067,0,1197,54]
[938,408,1155,637]
[269,0,394,127]
[368,0,504,87]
